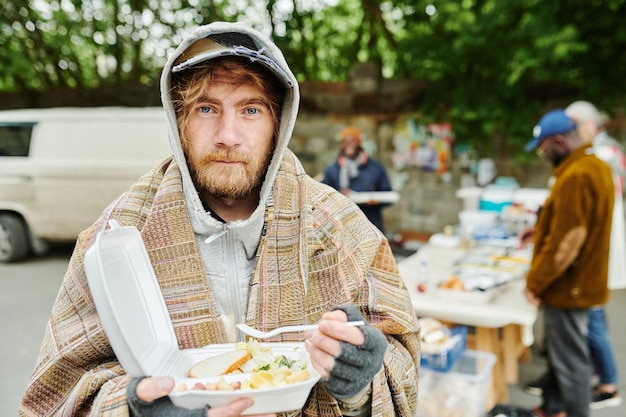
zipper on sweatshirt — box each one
[204,223,228,244]
[203,221,245,341]
[223,226,246,341]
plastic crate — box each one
[418,350,497,417]
[420,325,467,372]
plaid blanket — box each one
[19,150,420,417]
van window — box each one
[0,123,35,157]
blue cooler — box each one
[480,180,518,212]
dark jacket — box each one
[526,145,614,308]
[321,157,392,233]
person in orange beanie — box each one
[321,126,393,234]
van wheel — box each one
[0,214,30,263]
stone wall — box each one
[289,112,554,239]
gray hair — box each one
[565,100,605,127]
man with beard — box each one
[522,109,614,417]
[525,102,624,409]
[19,22,420,417]
[321,126,393,234]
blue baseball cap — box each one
[525,109,577,152]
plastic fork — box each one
[236,321,365,339]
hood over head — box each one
[159,21,300,229]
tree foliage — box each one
[2,0,625,158]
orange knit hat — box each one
[339,126,363,145]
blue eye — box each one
[246,108,258,115]
[199,106,211,113]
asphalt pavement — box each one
[2,244,625,416]
[1,244,71,416]
[508,288,626,417]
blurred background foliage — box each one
[2,0,626,159]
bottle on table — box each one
[417,259,430,293]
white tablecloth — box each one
[398,245,537,346]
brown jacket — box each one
[526,145,614,308]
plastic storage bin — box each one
[458,209,498,229]
[420,325,467,372]
[480,185,516,213]
[418,350,497,417]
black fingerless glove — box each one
[127,377,208,417]
[321,305,387,399]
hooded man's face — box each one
[182,76,276,200]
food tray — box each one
[348,191,400,204]
[84,220,320,414]
[170,343,320,413]
[435,286,497,304]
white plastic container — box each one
[513,187,550,212]
[455,187,483,211]
[458,209,498,229]
[479,186,515,212]
[417,350,496,417]
[84,220,320,414]
[348,190,400,204]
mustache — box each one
[200,149,252,164]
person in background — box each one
[523,109,614,417]
[19,22,420,417]
[321,127,393,234]
[523,102,625,410]
[565,100,624,409]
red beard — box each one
[187,148,269,200]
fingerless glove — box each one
[127,377,208,417]
[321,305,387,399]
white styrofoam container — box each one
[169,343,319,412]
[84,220,320,414]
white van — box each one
[0,107,171,262]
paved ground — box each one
[1,244,72,416]
[507,287,626,417]
[2,244,625,416]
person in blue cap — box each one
[524,103,624,410]
[521,109,614,417]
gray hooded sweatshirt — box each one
[159,22,300,341]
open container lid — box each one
[84,220,178,376]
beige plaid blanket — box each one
[19,150,420,417]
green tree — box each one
[384,0,626,157]
[2,0,626,157]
